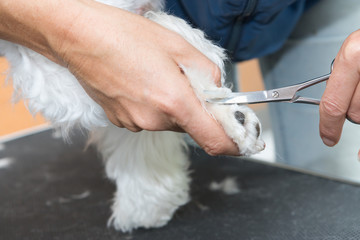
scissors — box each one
[206,59,358,124]
[206,60,335,106]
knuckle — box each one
[133,115,163,131]
[342,31,360,61]
[203,141,225,156]
[127,125,142,133]
[128,110,155,131]
[118,115,143,132]
[156,93,181,117]
[132,117,149,131]
[320,98,347,118]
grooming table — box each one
[1,129,360,240]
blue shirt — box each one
[165,0,318,61]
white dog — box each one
[0,0,264,232]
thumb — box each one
[177,90,239,156]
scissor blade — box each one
[206,90,280,104]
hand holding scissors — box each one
[206,59,357,124]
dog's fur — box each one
[0,0,264,232]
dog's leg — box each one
[184,68,265,155]
[89,125,190,232]
[146,12,265,155]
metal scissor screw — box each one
[272,91,279,98]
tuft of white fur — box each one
[209,177,241,195]
[0,157,14,169]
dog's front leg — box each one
[89,125,190,232]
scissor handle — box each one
[294,73,330,93]
[330,58,335,72]
[288,59,335,103]
[292,96,320,105]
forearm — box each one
[0,0,87,64]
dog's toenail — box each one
[234,111,245,125]
[255,123,260,138]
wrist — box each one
[0,0,91,64]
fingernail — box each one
[322,137,336,147]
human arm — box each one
[0,0,240,155]
[319,30,360,148]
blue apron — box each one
[165,0,318,61]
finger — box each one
[346,81,360,124]
[209,63,222,87]
[125,101,185,132]
[183,105,239,156]
[181,59,221,87]
[175,43,222,87]
[173,77,239,156]
[104,106,143,132]
[319,58,359,146]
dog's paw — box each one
[108,197,174,232]
[207,103,265,155]
[92,127,190,233]
[184,68,265,155]
[108,176,189,232]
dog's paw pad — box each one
[231,106,264,155]
[234,110,260,139]
[234,111,245,125]
[255,123,261,138]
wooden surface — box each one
[0,57,47,136]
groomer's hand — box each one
[0,0,239,155]
[319,30,360,148]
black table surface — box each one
[1,129,360,240]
